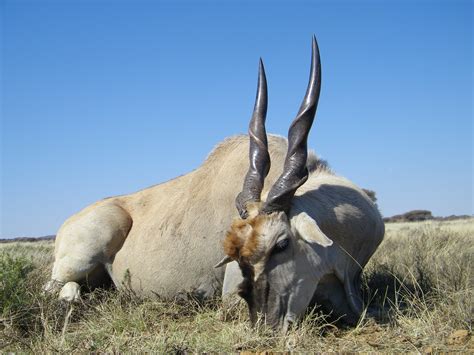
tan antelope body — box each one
[46,37,384,330]
[50,136,313,296]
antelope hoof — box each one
[59,282,81,302]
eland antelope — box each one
[45,36,384,331]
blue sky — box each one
[1,0,472,237]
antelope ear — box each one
[214,255,233,268]
[290,212,333,247]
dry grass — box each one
[1,219,473,352]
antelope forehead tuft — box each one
[223,215,268,260]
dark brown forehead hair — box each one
[223,215,267,261]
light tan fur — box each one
[49,135,305,298]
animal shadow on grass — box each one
[361,262,435,325]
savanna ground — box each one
[1,219,473,352]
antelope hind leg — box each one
[45,202,132,301]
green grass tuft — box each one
[1,252,34,317]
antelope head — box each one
[216,36,334,331]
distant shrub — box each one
[383,209,433,223]
[0,252,34,317]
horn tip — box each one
[258,58,267,80]
[312,35,319,52]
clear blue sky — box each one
[1,0,472,238]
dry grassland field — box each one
[1,219,473,352]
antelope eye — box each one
[273,239,289,253]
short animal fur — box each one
[45,36,384,331]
